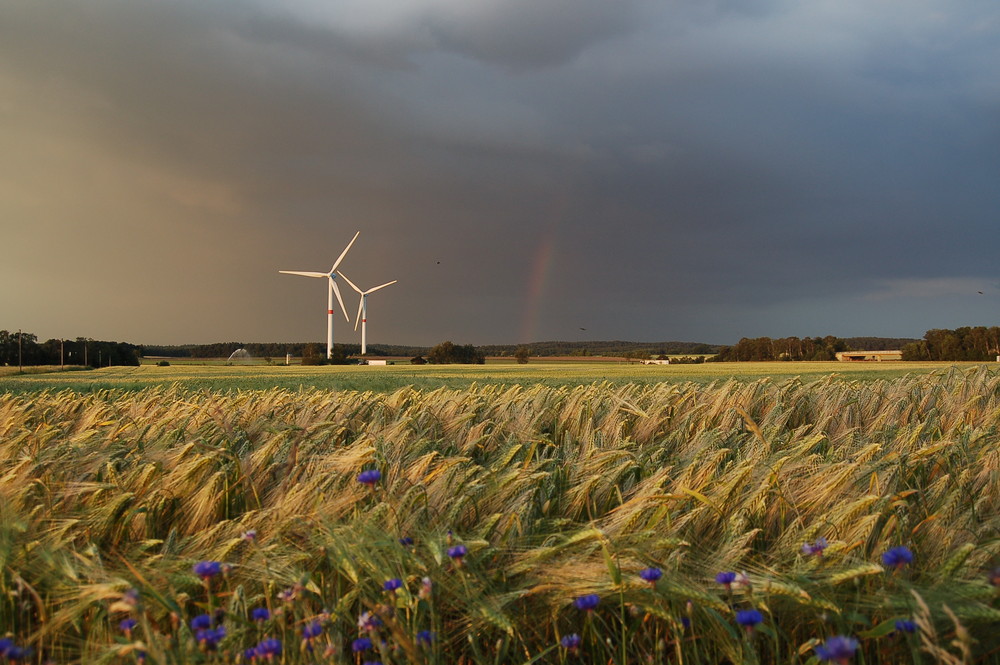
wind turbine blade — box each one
[330,231,360,272]
[279,271,327,278]
[338,270,363,294]
[354,296,364,331]
[330,279,350,321]
[365,280,397,295]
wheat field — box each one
[2,366,999,663]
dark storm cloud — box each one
[2,0,999,345]
[420,0,639,69]
[237,0,643,70]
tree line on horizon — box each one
[139,339,723,360]
[11,328,999,366]
[901,326,1000,361]
[709,335,921,362]
[711,336,850,362]
[0,331,140,367]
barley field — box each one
[0,359,985,394]
[2,365,999,663]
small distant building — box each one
[835,350,903,362]
[365,359,388,366]
[641,359,670,365]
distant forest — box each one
[139,341,429,359]
[0,331,140,367]
[8,328,1000,366]
[479,340,721,357]
[137,337,927,360]
[711,336,920,362]
[137,339,723,360]
[901,327,1000,361]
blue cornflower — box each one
[362,662,383,665]
[357,469,382,486]
[560,633,582,651]
[4,645,31,662]
[716,571,737,588]
[803,537,829,556]
[639,567,663,583]
[243,646,259,661]
[302,620,323,639]
[251,607,270,622]
[0,641,29,661]
[383,578,403,592]
[447,544,468,567]
[257,638,281,658]
[190,614,213,630]
[681,616,691,629]
[736,609,764,630]
[399,536,414,546]
[193,560,222,579]
[352,637,374,652]
[119,617,138,633]
[573,594,600,611]
[815,635,859,662]
[196,626,226,649]
[416,630,434,645]
[895,619,917,634]
[882,546,914,569]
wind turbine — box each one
[279,231,359,359]
[339,272,397,356]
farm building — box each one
[835,350,903,362]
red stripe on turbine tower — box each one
[328,309,334,314]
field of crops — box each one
[2,365,1000,663]
[0,359,986,394]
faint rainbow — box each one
[519,231,556,343]
[519,190,570,343]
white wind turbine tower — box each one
[340,273,397,356]
[279,231,359,359]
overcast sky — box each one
[2,0,999,347]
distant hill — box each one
[138,337,917,360]
[478,340,720,357]
[139,340,721,359]
[140,342,427,359]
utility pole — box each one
[61,339,65,370]
[17,329,22,373]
